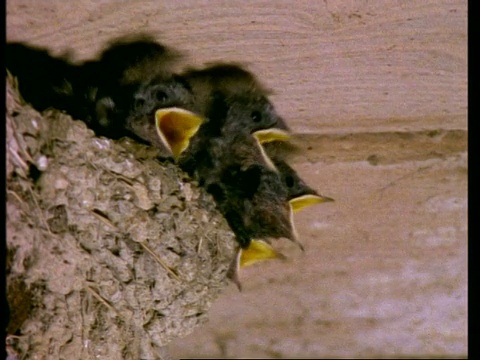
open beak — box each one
[289,194,334,213]
[285,194,334,252]
[252,128,291,144]
[227,240,287,291]
[155,107,204,160]
[251,129,291,172]
[240,239,286,268]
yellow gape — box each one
[289,194,334,213]
[240,239,286,268]
[252,128,291,144]
[252,129,291,172]
[155,107,204,160]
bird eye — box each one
[285,175,295,188]
[155,90,168,102]
[250,110,262,123]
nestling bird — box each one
[181,63,289,132]
[164,64,309,288]
[79,36,205,158]
[176,68,290,177]
[6,34,202,154]
[252,130,335,210]
[186,129,302,289]
[80,34,190,142]
[222,157,334,289]
[100,75,204,157]
[208,161,298,290]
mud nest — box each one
[6,75,237,359]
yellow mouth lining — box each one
[251,129,291,172]
[240,239,286,268]
[155,107,204,159]
[289,194,334,213]
[252,128,291,144]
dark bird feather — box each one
[177,70,289,175]
[5,42,80,112]
[6,35,187,142]
[182,63,289,132]
[192,132,300,248]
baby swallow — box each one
[83,36,221,159]
[177,75,290,175]
[226,159,334,289]
[181,63,290,137]
[85,75,203,157]
[118,75,204,158]
[80,35,190,140]
[251,130,335,210]
[177,63,292,177]
[81,37,205,158]
[6,34,198,152]
[183,127,280,190]
[179,122,299,288]
[223,164,299,290]
[204,151,301,289]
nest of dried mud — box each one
[6,74,236,359]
